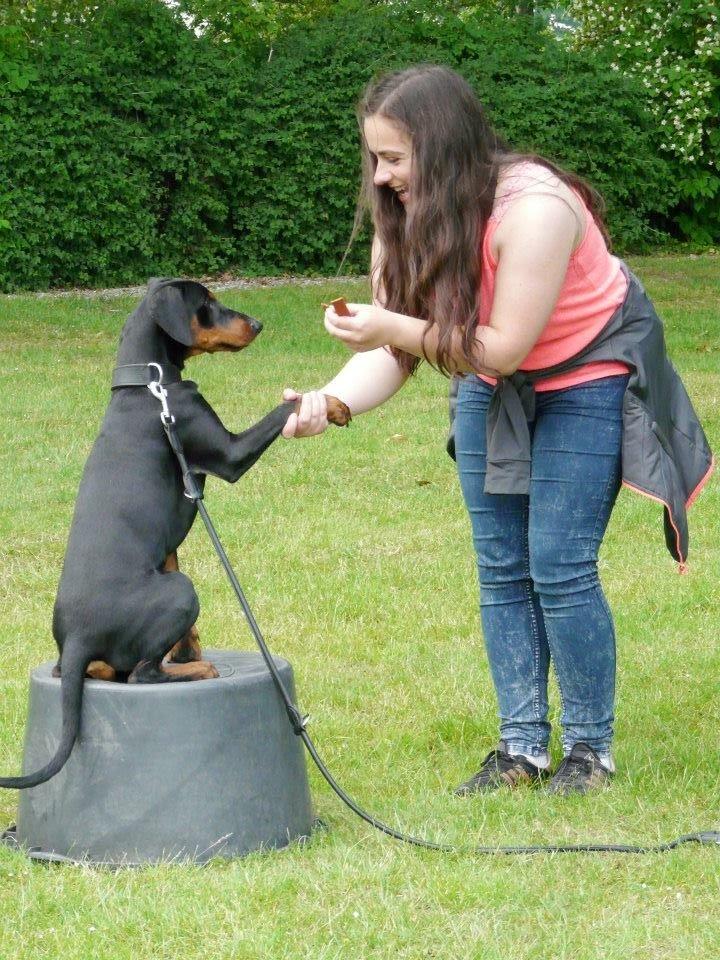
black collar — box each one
[111,362,183,390]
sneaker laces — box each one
[456,742,544,793]
[553,743,608,786]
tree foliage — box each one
[568,0,720,243]
[240,0,674,276]
[0,0,254,289]
[0,0,693,291]
[167,1,557,56]
[0,1,103,37]
[168,0,339,54]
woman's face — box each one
[363,114,413,205]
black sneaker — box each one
[454,741,548,795]
[547,742,614,796]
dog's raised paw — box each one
[324,395,352,427]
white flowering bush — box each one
[568,0,719,243]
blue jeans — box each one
[455,374,628,758]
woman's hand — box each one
[324,302,398,353]
[281,389,329,438]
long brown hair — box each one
[352,65,609,376]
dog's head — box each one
[147,278,262,356]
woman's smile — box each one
[363,114,413,205]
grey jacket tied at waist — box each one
[449,265,714,565]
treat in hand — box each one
[330,297,351,316]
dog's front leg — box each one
[222,401,298,482]
[177,389,350,484]
[221,396,351,481]
[179,399,302,484]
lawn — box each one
[0,254,718,959]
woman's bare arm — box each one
[325,193,579,377]
[282,234,409,437]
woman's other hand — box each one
[324,302,397,353]
[281,389,330,438]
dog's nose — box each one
[248,316,262,334]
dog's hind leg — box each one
[128,657,218,683]
[163,552,202,664]
[128,570,218,683]
[166,626,201,664]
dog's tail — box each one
[0,642,90,790]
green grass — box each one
[0,254,718,959]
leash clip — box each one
[286,704,310,735]
[147,364,175,426]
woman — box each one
[281,65,712,795]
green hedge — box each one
[0,0,254,290]
[0,0,680,291]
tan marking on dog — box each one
[161,659,219,680]
[187,315,257,355]
[86,660,117,681]
[167,625,202,663]
[315,395,352,427]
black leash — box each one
[147,368,720,856]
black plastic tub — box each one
[8,649,313,866]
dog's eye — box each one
[195,302,212,327]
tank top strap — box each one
[489,161,586,233]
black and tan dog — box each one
[0,278,350,790]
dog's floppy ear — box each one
[148,278,209,347]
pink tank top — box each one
[478,162,629,392]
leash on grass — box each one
[147,366,720,857]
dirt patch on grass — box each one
[4,274,367,300]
